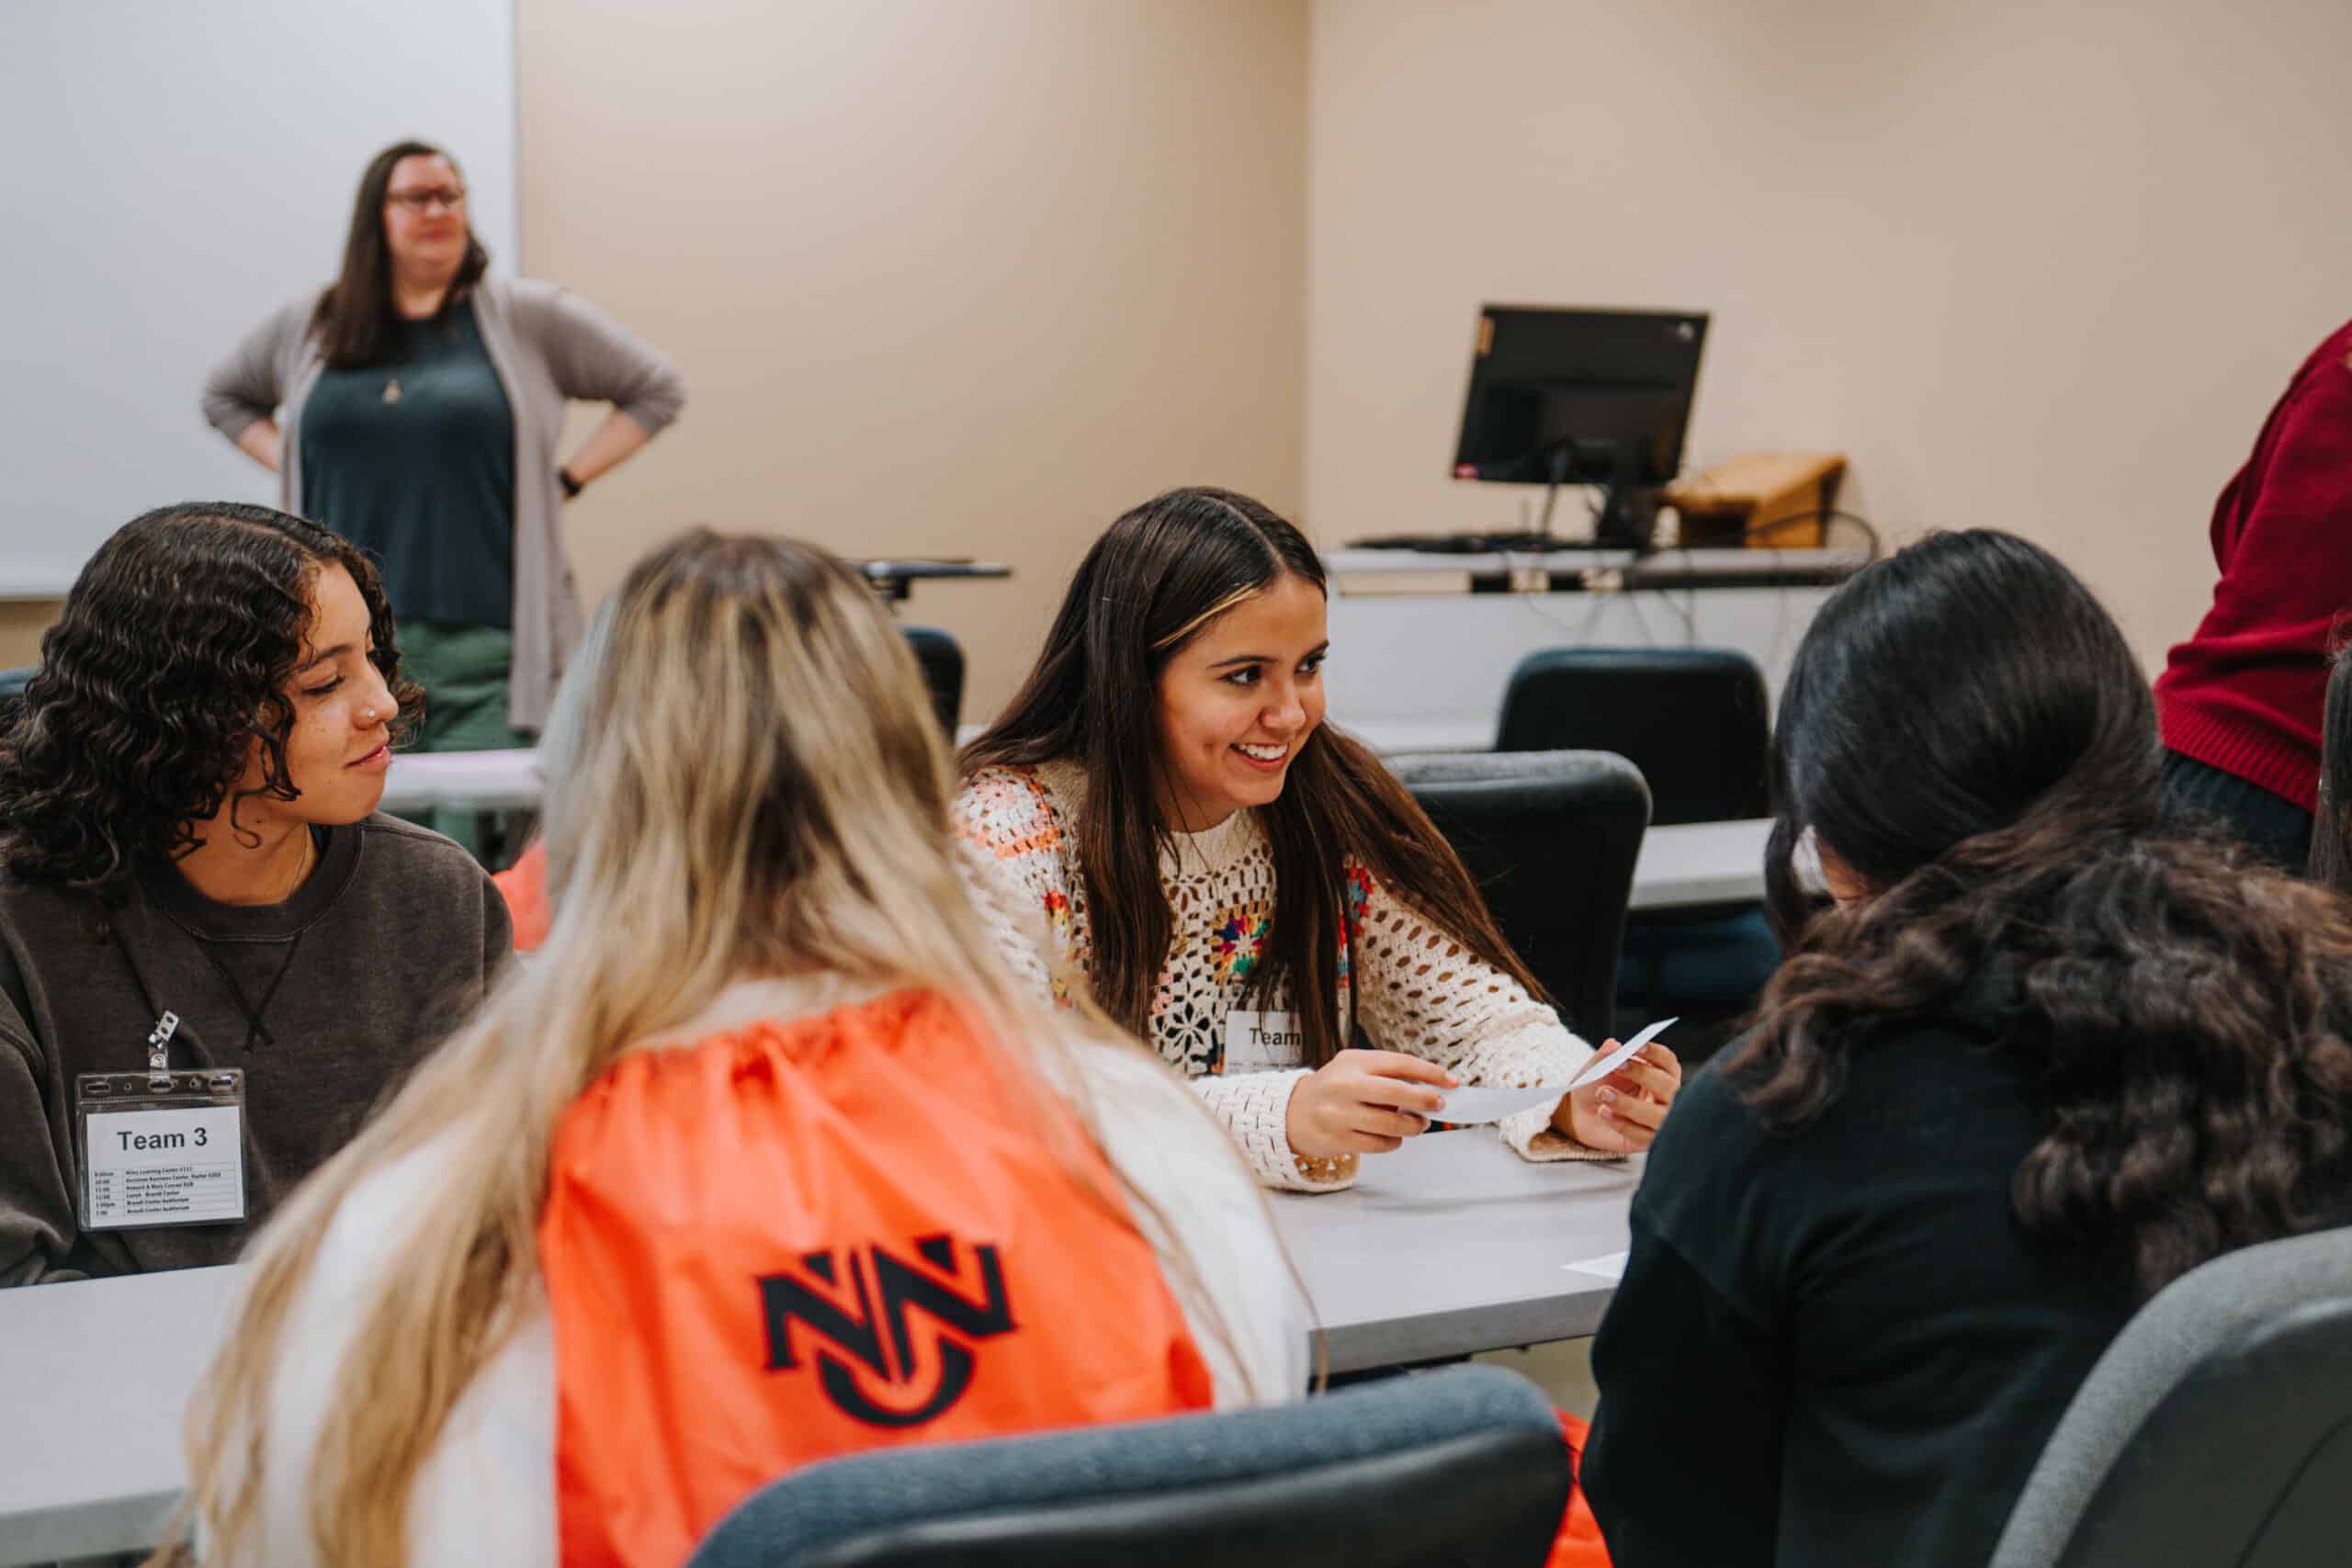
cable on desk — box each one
[1736,509,1883,561]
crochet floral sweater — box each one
[954,761,1612,1191]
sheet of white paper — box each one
[1430,1082,1568,1124]
[1566,1016,1679,1090]
[1564,1250,1629,1280]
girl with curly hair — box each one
[956,487,1680,1193]
[0,502,509,1284]
[1580,531,2352,1568]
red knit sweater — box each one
[2154,318,2352,813]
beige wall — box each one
[1305,0,2352,672]
[517,0,1308,726]
[0,603,55,670]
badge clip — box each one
[146,1010,180,1092]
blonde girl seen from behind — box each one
[170,530,1304,1568]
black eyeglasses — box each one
[385,186,468,213]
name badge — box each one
[75,1070,248,1231]
[1224,1010,1306,1073]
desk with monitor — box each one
[1320,305,1866,750]
[1321,546,1860,753]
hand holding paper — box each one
[1568,1016,1679,1090]
[1430,1019,1679,1125]
[1554,1016,1683,1156]
[1285,1048,1455,1157]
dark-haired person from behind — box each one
[0,504,509,1284]
[1580,530,2352,1568]
[202,140,684,850]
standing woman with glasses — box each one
[202,141,686,850]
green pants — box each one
[396,619,534,861]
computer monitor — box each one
[1450,305,1708,549]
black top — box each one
[0,815,512,1283]
[300,299,518,628]
[1580,977,2138,1568]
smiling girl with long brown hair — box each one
[957,486,1680,1191]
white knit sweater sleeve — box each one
[1348,863,1619,1164]
[1189,1070,1360,1193]
[950,768,1079,1009]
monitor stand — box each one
[1465,481,1659,592]
[1591,485,1660,550]
[1527,439,1659,554]
[1523,478,1658,552]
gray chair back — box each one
[1495,647,1767,826]
[1990,1227,2352,1568]
[687,1363,1570,1568]
[1385,750,1649,1043]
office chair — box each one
[899,626,965,737]
[1989,1228,2352,1568]
[688,1363,1571,1568]
[1385,750,1649,1046]
[1495,648,1777,1035]
[1495,648,1767,824]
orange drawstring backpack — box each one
[537,988,1215,1568]
[492,841,550,952]
[1549,1411,1614,1568]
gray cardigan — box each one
[200,276,687,731]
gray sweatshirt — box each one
[0,815,511,1284]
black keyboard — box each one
[1344,532,1615,554]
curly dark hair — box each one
[1729,529,2352,1300]
[0,503,421,888]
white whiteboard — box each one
[0,0,517,597]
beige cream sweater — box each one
[954,761,1613,1191]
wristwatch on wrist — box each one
[558,466,584,500]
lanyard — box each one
[113,921,306,1055]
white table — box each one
[381,752,1775,912]
[1322,544,1867,583]
[0,1130,1635,1561]
[1267,1128,1639,1375]
[1630,818,1772,910]
[1321,545,1863,753]
[0,1263,239,1562]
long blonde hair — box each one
[171,529,1260,1565]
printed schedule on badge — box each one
[85,1107,244,1225]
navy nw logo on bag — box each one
[757,1234,1016,1427]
